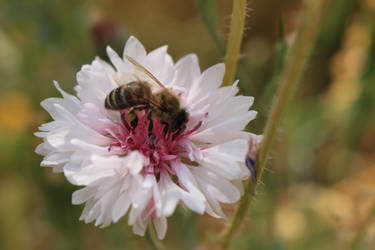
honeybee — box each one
[105,55,189,135]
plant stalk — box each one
[222,0,247,86]
[220,0,328,249]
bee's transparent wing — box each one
[125,55,167,90]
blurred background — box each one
[1,0,375,249]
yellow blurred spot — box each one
[0,30,21,75]
[274,203,306,242]
[0,92,32,133]
[326,15,371,112]
[313,188,354,222]
[364,0,375,10]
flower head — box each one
[35,36,259,239]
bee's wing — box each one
[125,55,167,90]
[147,96,169,112]
[123,85,168,112]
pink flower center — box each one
[107,110,201,176]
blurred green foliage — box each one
[196,0,226,55]
[1,0,375,249]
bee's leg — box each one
[120,111,131,131]
[130,117,138,128]
[133,104,149,112]
[161,121,169,137]
[127,109,138,129]
[147,111,154,138]
[172,125,186,140]
[127,105,149,129]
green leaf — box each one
[196,0,226,55]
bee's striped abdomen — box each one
[104,81,152,110]
[105,86,132,110]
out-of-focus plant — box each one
[1,0,375,249]
[221,1,329,249]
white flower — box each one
[35,36,259,239]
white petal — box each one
[79,198,96,222]
[192,167,240,203]
[153,217,167,240]
[52,103,112,145]
[106,46,127,72]
[123,36,147,63]
[75,59,115,105]
[204,200,225,219]
[38,120,65,132]
[191,112,256,144]
[46,128,70,149]
[53,81,81,112]
[173,163,206,214]
[72,186,97,205]
[152,179,162,217]
[128,183,152,225]
[199,63,225,90]
[159,172,180,216]
[201,96,254,130]
[34,142,50,155]
[199,139,249,180]
[188,63,225,103]
[204,194,226,219]
[132,219,147,236]
[51,164,64,173]
[146,45,174,85]
[125,151,144,175]
[174,54,200,91]
[41,152,70,166]
[112,192,132,223]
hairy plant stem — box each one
[222,0,247,86]
[146,220,166,250]
[220,0,328,249]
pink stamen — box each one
[105,110,203,180]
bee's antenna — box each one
[125,55,166,89]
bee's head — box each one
[171,109,189,131]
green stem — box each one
[146,221,166,250]
[220,1,328,249]
[222,0,247,86]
